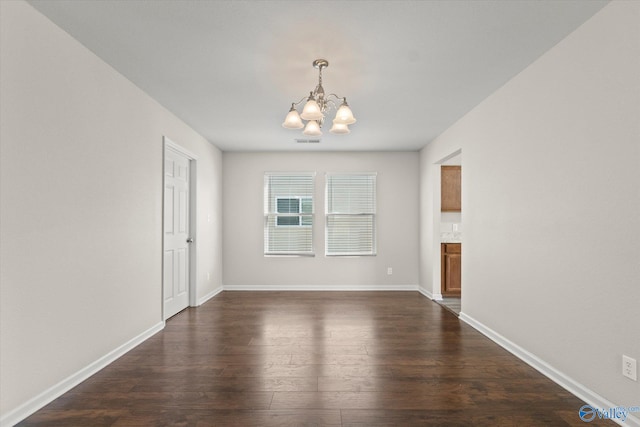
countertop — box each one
[441,232,461,244]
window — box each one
[276,197,312,227]
[326,173,377,256]
[264,173,315,255]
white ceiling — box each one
[28,0,608,152]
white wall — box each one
[420,0,639,410]
[3,0,637,422]
[223,152,419,288]
[0,1,223,419]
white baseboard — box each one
[417,286,442,300]
[223,284,419,292]
[418,286,434,299]
[0,321,165,427]
[459,313,639,427]
[196,286,224,306]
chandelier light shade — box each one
[282,59,356,136]
[282,105,304,129]
[303,120,322,136]
[334,100,356,125]
[300,95,323,121]
[329,121,350,134]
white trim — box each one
[187,157,198,307]
[432,150,462,314]
[164,136,198,160]
[325,172,378,257]
[162,136,199,315]
[223,284,418,292]
[264,172,316,256]
[418,286,443,300]
[196,286,224,306]
[459,313,640,427]
[0,322,164,427]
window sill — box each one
[264,253,316,257]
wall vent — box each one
[295,138,321,144]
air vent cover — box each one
[295,138,321,144]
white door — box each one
[164,148,191,319]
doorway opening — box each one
[162,137,198,320]
[434,150,462,316]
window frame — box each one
[263,172,316,257]
[325,172,377,257]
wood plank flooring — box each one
[18,292,613,426]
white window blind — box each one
[326,173,377,256]
[264,172,315,256]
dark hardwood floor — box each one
[19,292,613,426]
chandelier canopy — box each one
[282,59,356,136]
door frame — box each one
[433,149,462,301]
[162,136,198,319]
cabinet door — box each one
[444,253,461,295]
[441,243,461,297]
[441,166,461,212]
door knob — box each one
[186,238,194,243]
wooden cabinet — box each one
[441,165,461,212]
[441,243,461,297]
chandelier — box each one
[282,59,356,136]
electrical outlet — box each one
[622,355,637,381]
[387,267,393,275]
[207,272,210,281]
